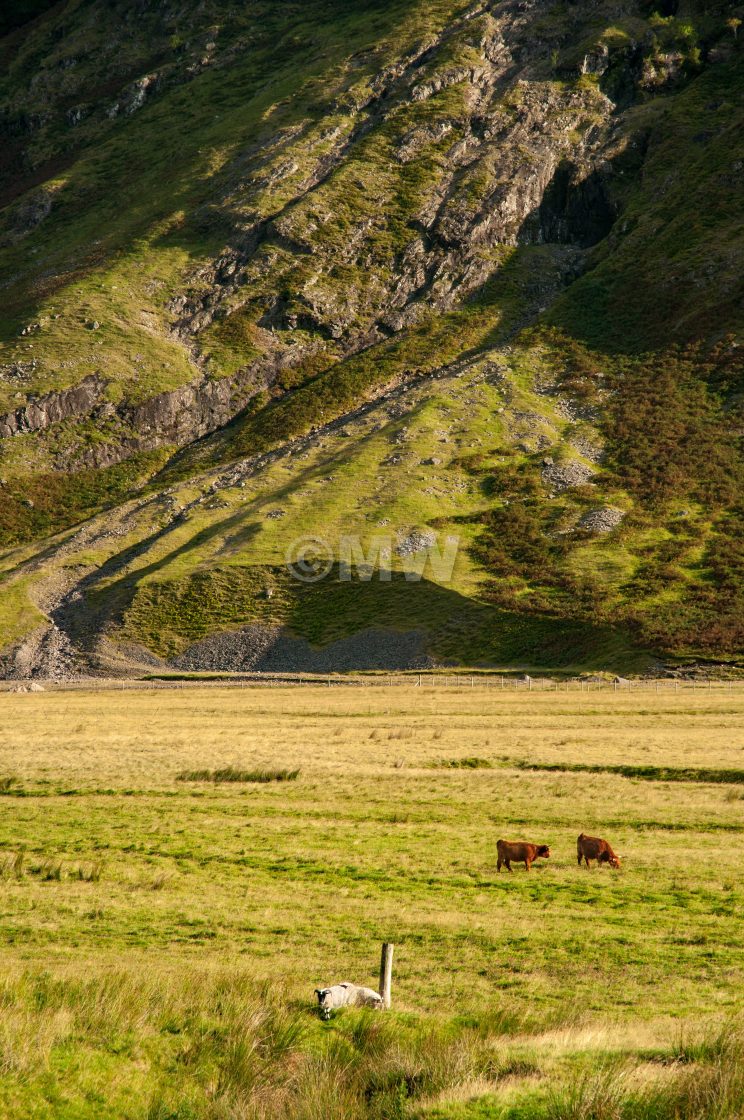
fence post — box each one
[379,943,394,1010]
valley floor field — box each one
[0,686,743,1118]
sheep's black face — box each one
[315,989,333,1019]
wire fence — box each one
[1,674,742,693]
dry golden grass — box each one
[0,684,742,1117]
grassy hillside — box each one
[0,0,742,673]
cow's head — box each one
[600,850,621,868]
[537,845,551,858]
[609,854,621,868]
[315,989,333,1019]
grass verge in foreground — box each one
[0,967,742,1120]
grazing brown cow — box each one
[577,833,621,869]
[497,839,550,872]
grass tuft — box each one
[73,861,104,883]
[176,766,300,784]
[0,846,26,880]
[512,761,744,784]
[37,859,63,882]
[435,757,493,769]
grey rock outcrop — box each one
[0,369,252,469]
[395,529,437,556]
[541,460,596,492]
[0,374,104,439]
[577,507,625,535]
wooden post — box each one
[379,942,394,1009]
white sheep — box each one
[314,983,384,1019]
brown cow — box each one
[577,833,621,869]
[497,839,550,873]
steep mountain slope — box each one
[0,0,742,676]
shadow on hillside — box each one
[62,535,651,672]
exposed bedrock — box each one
[0,0,643,474]
[0,374,104,438]
[518,160,617,248]
[0,368,262,468]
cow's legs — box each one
[524,859,531,871]
[505,859,512,872]
[497,857,502,873]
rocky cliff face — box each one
[0,0,684,476]
[0,374,104,439]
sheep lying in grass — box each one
[314,983,383,1019]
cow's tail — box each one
[577,833,584,865]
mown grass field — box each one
[0,684,743,1119]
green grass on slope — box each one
[0,572,45,647]
[161,243,554,481]
[2,5,743,669]
[106,50,744,666]
[0,448,171,550]
[467,335,744,660]
[0,0,472,411]
[118,564,650,672]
